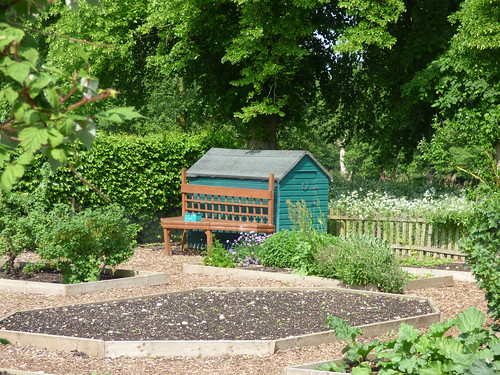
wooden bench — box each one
[160,168,275,255]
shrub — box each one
[38,205,139,283]
[315,235,408,293]
[461,193,500,325]
[320,307,500,374]
[258,230,306,269]
[202,238,235,268]
[0,190,48,274]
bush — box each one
[258,230,307,269]
[0,190,48,274]
[202,238,235,268]
[461,193,500,325]
[315,234,408,293]
[38,205,139,283]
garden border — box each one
[0,287,440,358]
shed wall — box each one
[276,156,330,231]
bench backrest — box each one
[180,168,275,224]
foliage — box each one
[0,0,143,191]
[258,230,308,270]
[315,234,408,293]
[318,315,379,372]
[226,231,269,267]
[409,0,500,186]
[319,307,500,374]
[321,0,461,177]
[0,187,48,274]
[397,253,455,268]
[461,193,500,325]
[202,238,235,269]
[37,204,139,283]
[12,131,217,242]
[145,0,405,147]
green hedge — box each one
[15,130,233,242]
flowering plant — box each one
[226,231,270,267]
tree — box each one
[145,0,405,149]
[320,0,462,178]
[409,0,500,187]
[0,0,142,190]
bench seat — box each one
[160,169,276,255]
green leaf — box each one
[74,120,96,150]
[467,359,497,375]
[57,118,76,136]
[0,87,19,104]
[47,128,64,148]
[94,107,144,123]
[43,88,60,108]
[19,127,49,153]
[16,152,34,166]
[352,367,371,375]
[326,315,363,341]
[456,307,485,333]
[0,338,9,345]
[6,61,31,84]
[1,163,25,192]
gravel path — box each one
[0,245,489,375]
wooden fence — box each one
[328,211,467,260]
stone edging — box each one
[0,287,440,358]
[0,266,168,295]
[182,263,455,291]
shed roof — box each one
[187,148,332,182]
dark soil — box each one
[0,290,433,341]
[0,268,119,284]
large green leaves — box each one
[0,1,142,191]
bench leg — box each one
[163,228,172,256]
[181,229,187,251]
[204,230,213,252]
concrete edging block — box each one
[0,266,168,295]
[182,263,454,290]
[0,287,440,358]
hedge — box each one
[15,130,233,242]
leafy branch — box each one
[0,0,143,191]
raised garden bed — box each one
[0,287,440,358]
[182,263,454,291]
[0,263,168,295]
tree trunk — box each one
[246,114,278,150]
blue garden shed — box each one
[186,148,332,233]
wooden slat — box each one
[327,212,467,260]
[182,183,273,200]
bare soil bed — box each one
[0,289,432,341]
[0,244,489,375]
